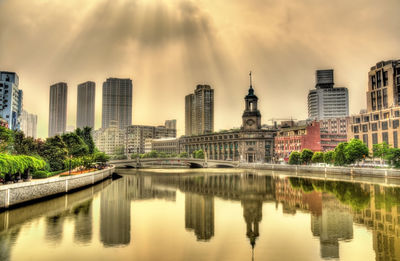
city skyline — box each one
[1,0,399,138]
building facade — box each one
[185,85,214,136]
[77,81,95,129]
[308,70,349,120]
[165,119,177,130]
[125,125,177,154]
[102,78,132,129]
[149,138,180,155]
[20,110,38,138]
[0,72,23,130]
[275,121,347,161]
[348,60,400,150]
[180,80,275,163]
[48,82,67,137]
[93,123,126,156]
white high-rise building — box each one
[77,81,95,129]
[0,72,23,130]
[308,70,349,120]
[20,110,38,138]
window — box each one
[355,117,361,123]
[377,71,382,88]
[383,88,388,108]
[353,126,359,133]
[394,131,398,148]
[363,134,368,147]
[383,71,389,86]
[371,75,376,89]
[394,120,399,129]
[373,133,378,144]
[364,116,370,122]
[372,123,378,131]
[382,121,388,130]
[374,114,380,121]
[355,135,359,140]
[396,111,400,117]
[362,124,368,132]
[383,132,389,144]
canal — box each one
[0,168,398,260]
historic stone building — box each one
[180,76,276,163]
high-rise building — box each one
[308,70,349,120]
[0,71,23,130]
[185,85,214,136]
[77,81,95,129]
[48,82,67,137]
[165,119,177,130]
[20,110,38,138]
[348,60,400,149]
[102,78,132,129]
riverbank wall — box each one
[0,166,115,209]
[239,163,400,178]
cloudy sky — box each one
[0,0,399,138]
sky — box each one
[0,0,399,138]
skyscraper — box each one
[20,110,38,138]
[0,71,23,130]
[102,78,132,129]
[308,70,349,120]
[185,85,214,136]
[48,82,67,137]
[77,81,95,129]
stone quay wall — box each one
[239,163,400,178]
[0,166,115,209]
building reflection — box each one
[185,193,214,241]
[73,200,93,244]
[311,194,353,259]
[99,174,177,247]
[0,228,20,261]
[100,178,131,247]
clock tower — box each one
[242,72,261,131]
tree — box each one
[194,150,205,159]
[61,132,89,157]
[312,152,324,163]
[13,131,39,155]
[288,151,301,165]
[373,142,390,163]
[323,151,335,165]
[0,126,13,153]
[386,148,400,168]
[179,152,189,158]
[38,136,68,171]
[76,127,96,154]
[345,139,369,165]
[300,149,314,165]
[334,142,348,166]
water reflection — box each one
[3,170,400,260]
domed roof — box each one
[245,86,258,100]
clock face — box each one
[246,119,255,126]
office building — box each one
[125,124,176,154]
[0,72,23,130]
[149,138,180,155]
[348,60,400,149]
[93,122,126,156]
[185,85,214,136]
[308,70,349,120]
[102,78,132,129]
[48,82,67,137]
[165,119,177,130]
[20,110,38,138]
[77,81,95,129]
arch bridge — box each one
[110,158,239,168]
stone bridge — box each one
[110,158,239,168]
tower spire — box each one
[249,71,253,88]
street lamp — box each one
[69,155,72,176]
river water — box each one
[0,168,399,261]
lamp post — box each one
[69,155,72,176]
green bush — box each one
[32,170,49,179]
